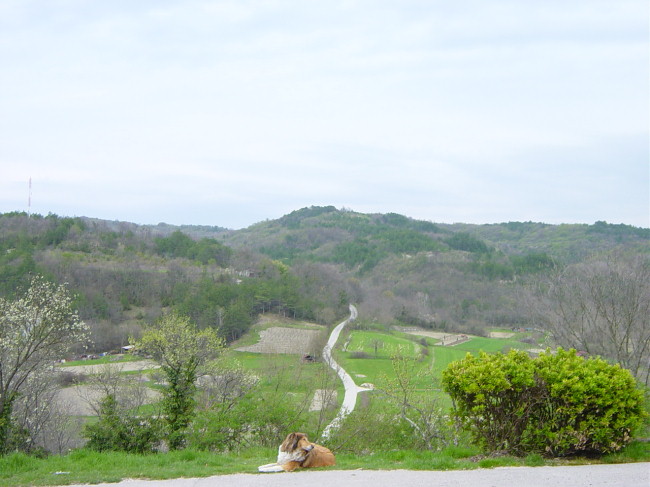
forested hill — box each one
[0,208,647,354]
[223,205,648,271]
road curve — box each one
[321,304,369,439]
[61,463,650,487]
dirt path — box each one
[321,305,369,439]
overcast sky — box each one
[1,1,648,229]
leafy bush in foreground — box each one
[442,349,646,456]
[84,395,162,454]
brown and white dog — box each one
[258,432,336,473]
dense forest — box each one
[0,208,648,357]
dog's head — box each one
[280,432,314,454]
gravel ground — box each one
[59,463,650,487]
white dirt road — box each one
[321,304,370,438]
[59,463,650,487]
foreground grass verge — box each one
[1,442,648,487]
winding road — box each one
[321,304,370,439]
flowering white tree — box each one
[0,275,88,453]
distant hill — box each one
[222,206,648,265]
[1,208,647,353]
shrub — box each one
[326,401,427,454]
[442,349,646,456]
[83,395,162,454]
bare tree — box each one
[195,358,258,413]
[11,369,84,454]
[370,338,384,357]
[310,364,339,440]
[375,347,450,450]
[531,253,650,385]
[76,363,158,416]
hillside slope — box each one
[1,208,647,353]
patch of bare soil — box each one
[255,313,321,327]
[309,389,338,411]
[236,327,323,354]
[402,329,471,346]
[403,330,450,340]
[54,385,161,416]
[489,331,515,338]
[61,360,159,376]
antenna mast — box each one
[28,177,32,217]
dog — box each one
[258,432,336,472]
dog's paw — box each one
[258,463,285,473]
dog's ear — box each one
[292,433,303,451]
[281,433,296,452]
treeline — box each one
[0,212,348,351]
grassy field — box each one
[333,327,532,393]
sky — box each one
[1,0,648,230]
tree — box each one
[135,313,224,450]
[0,275,88,454]
[370,338,383,357]
[531,254,650,385]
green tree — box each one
[444,232,490,253]
[135,313,224,450]
[0,276,88,454]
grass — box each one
[0,448,275,486]
[2,441,649,487]
[454,336,530,354]
[58,354,141,367]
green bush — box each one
[442,349,646,456]
[83,395,162,454]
